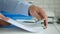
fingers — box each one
[0,14,9,21]
[0,14,10,26]
[29,5,42,21]
[29,5,48,28]
[30,10,41,21]
[38,12,48,28]
[37,7,48,28]
[0,20,10,26]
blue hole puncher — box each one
[0,11,34,28]
[0,11,46,31]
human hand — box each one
[0,13,10,26]
[29,5,48,28]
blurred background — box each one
[0,0,60,34]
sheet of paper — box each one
[6,18,41,32]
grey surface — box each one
[0,24,60,34]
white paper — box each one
[6,18,39,32]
